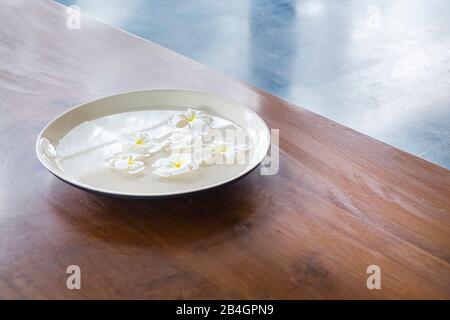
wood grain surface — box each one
[0,0,449,299]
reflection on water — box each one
[57,0,450,168]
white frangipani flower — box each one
[201,140,252,164]
[152,153,199,177]
[105,153,146,174]
[118,130,161,154]
[167,108,213,134]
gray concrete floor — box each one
[57,0,450,168]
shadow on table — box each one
[47,169,264,249]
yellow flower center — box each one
[186,114,196,122]
[135,138,145,145]
[215,145,228,153]
[171,161,183,168]
[128,158,135,165]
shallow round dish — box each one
[36,90,271,198]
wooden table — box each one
[0,0,449,299]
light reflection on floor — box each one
[57,0,450,168]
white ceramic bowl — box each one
[36,90,271,198]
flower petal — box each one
[168,164,191,176]
[152,156,172,167]
[114,159,129,170]
[129,161,145,174]
[168,113,188,128]
[197,114,213,126]
[191,119,210,134]
[104,157,117,168]
[152,166,173,177]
